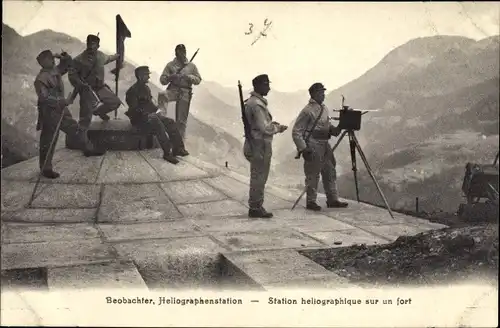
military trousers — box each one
[131,113,185,155]
[303,140,339,204]
[158,87,192,140]
[78,85,121,126]
[38,107,94,172]
[244,138,273,210]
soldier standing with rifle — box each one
[159,44,201,141]
[68,34,121,140]
[240,74,288,218]
[292,83,348,211]
[34,50,104,179]
[125,66,188,164]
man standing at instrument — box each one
[125,66,189,164]
[69,34,122,135]
[34,50,104,179]
[159,44,201,141]
[292,83,348,211]
[244,74,288,218]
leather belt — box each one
[311,130,330,140]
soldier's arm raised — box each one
[252,104,280,136]
[55,52,73,76]
[104,53,120,65]
[292,107,311,152]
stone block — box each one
[0,209,95,224]
[1,239,116,270]
[160,180,227,204]
[47,261,148,289]
[65,119,160,151]
[303,229,389,246]
[97,151,162,184]
[28,184,100,209]
[99,220,203,242]
[2,223,100,244]
[176,199,248,218]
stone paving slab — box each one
[222,250,345,288]
[97,151,160,184]
[1,181,36,211]
[29,184,101,209]
[1,239,116,270]
[361,223,433,241]
[36,155,104,184]
[0,156,43,181]
[1,223,100,244]
[212,229,325,251]
[190,216,284,233]
[180,156,226,175]
[302,229,389,246]
[202,175,249,199]
[160,180,227,204]
[271,209,358,232]
[31,183,101,208]
[47,261,148,289]
[0,209,96,224]
[98,184,182,223]
[141,150,211,181]
[322,208,410,226]
[176,199,248,217]
[99,220,204,242]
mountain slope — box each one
[271,35,499,213]
[1,24,249,172]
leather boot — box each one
[173,148,189,157]
[163,153,179,164]
[42,170,60,179]
[327,200,349,208]
[248,207,273,218]
[306,202,322,211]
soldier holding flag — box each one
[68,34,122,131]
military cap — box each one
[36,49,54,62]
[175,44,186,51]
[252,74,271,86]
[135,66,151,75]
[308,82,326,94]
[86,34,100,44]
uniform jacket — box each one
[292,99,332,151]
[69,49,116,90]
[244,91,280,141]
[125,82,158,123]
[159,57,202,90]
[33,55,72,130]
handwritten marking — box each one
[245,18,274,46]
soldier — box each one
[68,34,122,141]
[34,50,104,179]
[243,74,288,218]
[125,66,189,164]
[292,82,349,211]
[159,44,201,140]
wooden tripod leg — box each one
[351,133,395,219]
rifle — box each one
[238,80,252,145]
[165,48,200,101]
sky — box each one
[3,1,499,92]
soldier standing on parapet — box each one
[292,83,348,211]
[244,74,288,218]
[125,66,189,165]
[159,44,202,141]
[34,50,104,179]
[69,34,121,129]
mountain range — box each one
[2,23,499,215]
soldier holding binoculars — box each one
[34,49,104,179]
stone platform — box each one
[1,149,448,293]
[65,119,160,151]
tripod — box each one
[291,128,395,219]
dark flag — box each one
[110,14,131,118]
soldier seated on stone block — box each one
[124,66,189,165]
[34,50,105,179]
